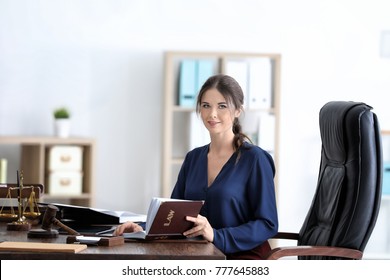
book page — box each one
[123,231,147,239]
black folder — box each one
[38,202,146,225]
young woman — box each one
[115,74,278,259]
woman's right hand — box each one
[113,221,143,236]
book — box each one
[0,241,87,253]
[38,202,147,225]
[123,197,204,240]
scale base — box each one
[7,222,31,231]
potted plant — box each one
[53,107,71,138]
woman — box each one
[115,74,278,259]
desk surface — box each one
[0,223,225,260]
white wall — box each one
[1,0,390,250]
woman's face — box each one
[199,88,240,136]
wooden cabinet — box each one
[0,136,95,207]
[162,51,281,197]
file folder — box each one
[248,58,272,109]
[225,60,249,106]
[179,60,197,107]
[196,60,214,93]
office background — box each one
[1,0,390,255]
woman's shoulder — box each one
[185,144,209,159]
[241,141,265,153]
[240,142,275,172]
[241,142,273,160]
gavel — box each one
[28,204,80,238]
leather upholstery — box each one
[298,101,383,259]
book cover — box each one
[124,197,204,240]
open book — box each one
[124,197,204,240]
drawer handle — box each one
[60,155,72,162]
[60,178,71,186]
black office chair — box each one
[266,101,382,260]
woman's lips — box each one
[208,121,220,127]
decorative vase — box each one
[54,119,70,138]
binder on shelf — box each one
[179,59,197,107]
[189,112,210,151]
[258,113,275,154]
[196,59,214,93]
[248,58,272,109]
[225,60,249,106]
[241,111,260,145]
[178,59,215,108]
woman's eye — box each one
[219,104,227,109]
[202,104,210,108]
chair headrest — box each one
[319,101,373,164]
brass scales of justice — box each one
[0,170,44,231]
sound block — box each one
[7,222,32,231]
[28,228,59,238]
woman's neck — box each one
[209,132,235,156]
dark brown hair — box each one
[196,74,251,151]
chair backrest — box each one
[298,101,383,259]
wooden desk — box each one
[0,223,225,260]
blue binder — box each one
[179,60,197,107]
[179,59,214,107]
[196,60,214,93]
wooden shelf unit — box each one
[0,136,95,207]
[162,51,281,197]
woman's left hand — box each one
[183,214,214,242]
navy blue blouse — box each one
[171,142,278,254]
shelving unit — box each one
[0,136,95,207]
[161,51,281,197]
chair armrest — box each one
[265,245,363,260]
[272,232,300,240]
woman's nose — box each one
[210,108,217,118]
